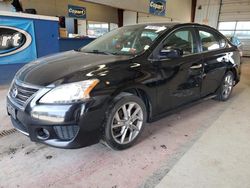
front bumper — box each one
[7,95,107,149]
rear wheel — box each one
[215,71,234,101]
[103,93,147,150]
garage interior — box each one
[0,0,250,187]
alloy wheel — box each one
[111,102,143,145]
[222,74,234,99]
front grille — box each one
[9,81,39,108]
[54,125,79,141]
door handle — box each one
[190,64,202,69]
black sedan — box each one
[7,23,241,150]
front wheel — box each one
[103,93,147,150]
[215,71,234,101]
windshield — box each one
[80,25,168,56]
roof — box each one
[124,22,214,29]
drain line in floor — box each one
[0,129,17,138]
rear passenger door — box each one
[197,28,228,97]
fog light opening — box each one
[37,128,50,140]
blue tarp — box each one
[0,18,37,64]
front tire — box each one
[215,71,234,101]
[103,93,147,150]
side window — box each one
[218,35,226,48]
[163,29,197,55]
[199,30,220,51]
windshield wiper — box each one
[81,49,130,56]
[86,50,115,55]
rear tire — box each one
[103,93,147,150]
[215,71,234,101]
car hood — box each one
[16,50,132,86]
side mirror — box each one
[159,48,183,59]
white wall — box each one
[85,0,148,14]
[22,0,118,23]
[85,0,192,22]
[0,1,14,11]
[123,11,137,26]
[166,0,192,22]
[21,0,192,24]
[219,0,250,21]
[138,13,172,24]
[219,0,250,56]
[195,0,220,28]
[78,20,87,36]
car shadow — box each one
[138,86,246,145]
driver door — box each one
[153,27,203,114]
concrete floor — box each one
[156,60,250,188]
[0,59,249,188]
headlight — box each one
[39,79,99,104]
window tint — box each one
[163,29,197,55]
[199,30,220,51]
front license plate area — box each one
[7,103,17,120]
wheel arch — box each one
[226,66,238,84]
[110,87,153,122]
